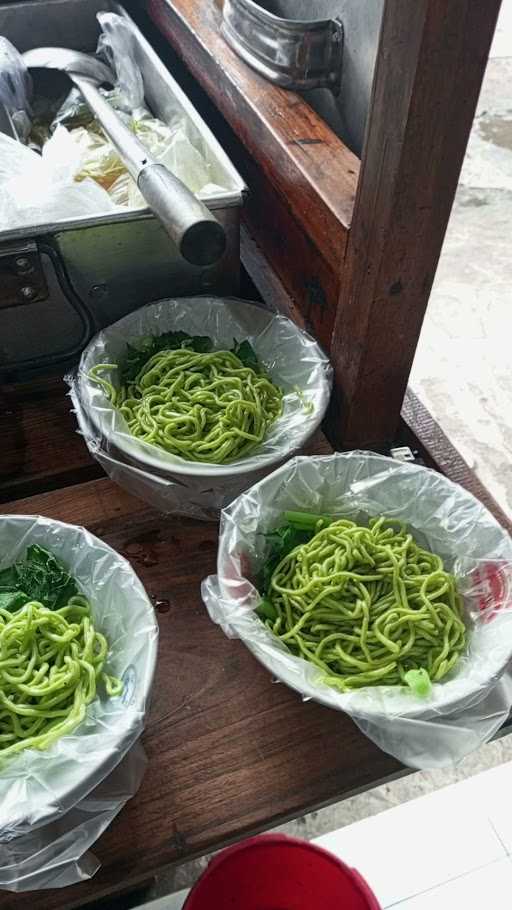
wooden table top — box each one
[0,380,403,909]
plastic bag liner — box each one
[97,12,146,117]
[68,298,333,521]
[0,742,146,892]
[75,12,227,208]
[0,37,32,142]
[202,453,512,769]
[0,129,116,231]
[0,516,158,856]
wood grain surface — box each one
[0,379,100,503]
[147,0,359,272]
[327,0,502,450]
[0,463,403,910]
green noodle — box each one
[261,516,466,695]
[0,595,121,759]
[89,346,284,465]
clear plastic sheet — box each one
[97,11,146,117]
[0,515,158,882]
[67,12,226,208]
[0,37,32,142]
[202,453,512,768]
[0,742,146,892]
[68,297,333,521]
[0,128,116,231]
[0,11,227,227]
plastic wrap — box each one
[0,128,116,230]
[107,120,226,207]
[80,11,226,206]
[202,453,512,769]
[0,37,32,142]
[0,743,146,892]
[68,297,333,521]
[0,515,158,864]
[97,11,146,117]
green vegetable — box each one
[256,598,278,622]
[231,339,260,372]
[404,669,432,698]
[0,591,28,613]
[121,331,213,384]
[120,332,262,385]
[283,511,333,531]
[256,512,334,595]
[257,523,316,595]
[0,544,79,612]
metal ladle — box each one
[23,48,227,267]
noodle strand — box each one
[90,347,283,465]
[262,517,466,693]
[0,595,121,759]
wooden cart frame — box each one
[143,0,508,528]
[1,2,510,907]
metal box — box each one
[0,0,246,381]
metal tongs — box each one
[23,47,227,267]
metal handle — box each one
[137,164,226,267]
[73,77,227,266]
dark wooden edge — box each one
[146,0,360,272]
[327,0,502,449]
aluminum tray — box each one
[0,0,246,380]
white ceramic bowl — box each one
[0,515,158,839]
[76,297,332,480]
[212,453,512,723]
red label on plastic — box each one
[472,561,509,622]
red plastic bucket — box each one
[183,834,381,909]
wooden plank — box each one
[147,0,360,274]
[328,0,502,449]
[130,6,345,343]
[0,378,101,503]
[1,450,404,910]
[238,157,341,350]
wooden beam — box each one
[328,0,502,449]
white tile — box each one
[490,0,512,58]
[315,777,507,907]
[467,761,512,854]
[392,857,512,910]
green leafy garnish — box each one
[255,597,279,622]
[121,331,214,383]
[257,525,313,595]
[404,668,432,698]
[231,339,260,372]
[120,332,262,385]
[283,511,333,531]
[0,591,28,613]
[0,545,79,612]
[256,513,333,596]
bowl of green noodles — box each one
[71,297,332,518]
[203,453,512,767]
[0,514,158,840]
